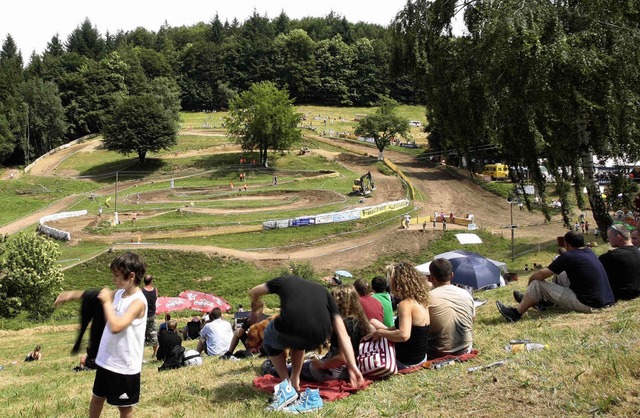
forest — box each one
[0,11,419,167]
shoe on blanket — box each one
[283,388,323,414]
[266,379,298,411]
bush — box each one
[279,261,316,281]
[0,233,64,320]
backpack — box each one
[158,345,185,371]
[182,349,203,367]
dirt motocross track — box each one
[3,133,568,273]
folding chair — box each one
[184,321,201,340]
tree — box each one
[21,77,67,156]
[0,114,15,162]
[394,0,640,232]
[102,94,178,165]
[272,29,320,103]
[66,18,106,60]
[225,81,302,166]
[315,35,354,105]
[355,97,410,160]
[236,11,276,89]
[148,76,182,123]
[350,38,389,105]
[0,233,63,320]
[58,52,129,137]
[0,35,24,164]
[207,13,226,43]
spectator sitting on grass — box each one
[197,308,233,356]
[369,262,430,370]
[370,276,394,327]
[354,278,383,323]
[599,224,640,301]
[222,300,266,359]
[497,231,615,322]
[157,319,182,361]
[426,258,475,357]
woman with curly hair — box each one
[370,261,430,369]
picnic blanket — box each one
[254,350,479,401]
[398,349,480,374]
[253,374,374,401]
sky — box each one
[1,0,410,57]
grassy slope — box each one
[1,285,638,417]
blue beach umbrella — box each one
[416,250,502,290]
[447,252,501,290]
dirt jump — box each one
[2,133,568,273]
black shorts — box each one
[92,366,140,407]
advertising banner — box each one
[333,210,360,223]
[315,213,335,224]
[291,217,315,227]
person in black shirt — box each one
[249,275,364,394]
[599,224,640,301]
[497,231,615,322]
[156,319,182,361]
[142,274,159,358]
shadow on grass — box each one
[78,158,169,183]
[209,380,264,403]
[190,152,261,170]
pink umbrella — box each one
[179,290,231,313]
[156,296,192,314]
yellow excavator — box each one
[352,172,375,196]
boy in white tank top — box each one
[90,252,148,418]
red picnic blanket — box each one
[398,349,480,374]
[253,374,374,401]
[253,350,480,401]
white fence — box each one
[38,210,88,241]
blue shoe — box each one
[266,379,298,411]
[283,388,323,414]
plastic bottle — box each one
[504,343,548,353]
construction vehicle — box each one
[352,172,375,196]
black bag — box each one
[158,345,185,371]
